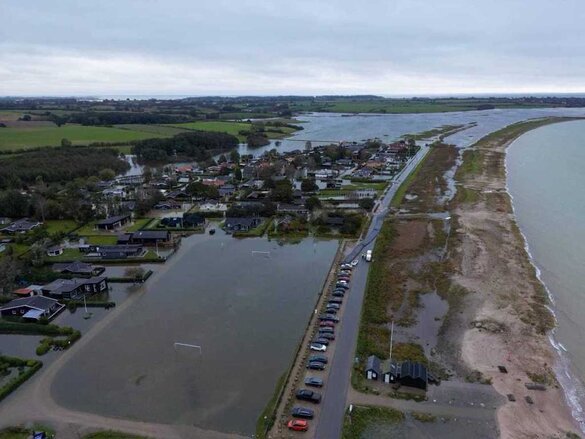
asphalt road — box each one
[314,145,431,439]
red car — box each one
[287,419,309,431]
[320,321,335,327]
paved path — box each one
[347,388,495,420]
[314,146,431,439]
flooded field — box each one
[50,231,338,435]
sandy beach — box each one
[450,118,582,438]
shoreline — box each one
[504,126,585,433]
[453,117,584,438]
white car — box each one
[310,343,327,352]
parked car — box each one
[310,342,327,352]
[328,298,343,304]
[338,271,351,277]
[332,291,345,297]
[308,355,328,364]
[314,337,330,345]
[320,321,335,327]
[287,419,309,431]
[335,283,349,290]
[307,361,326,370]
[305,376,324,387]
[319,314,339,322]
[340,263,353,270]
[296,388,322,403]
[324,309,337,315]
[337,279,349,284]
[318,326,335,334]
[326,303,340,310]
[318,332,335,340]
[292,406,315,419]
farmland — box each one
[168,120,299,141]
[0,124,170,151]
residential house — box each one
[95,214,131,231]
[42,276,108,300]
[79,244,144,259]
[1,218,42,234]
[219,184,236,198]
[52,261,105,277]
[224,217,262,232]
[182,213,206,228]
[352,188,377,200]
[121,230,170,245]
[277,203,309,217]
[0,296,64,321]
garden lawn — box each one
[44,220,81,235]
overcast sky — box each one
[1,0,585,96]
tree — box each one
[301,179,319,193]
[218,154,227,164]
[305,196,321,211]
[234,167,242,181]
[230,149,241,164]
[99,168,116,181]
[0,256,20,295]
[124,266,146,283]
[358,198,375,211]
[271,180,293,202]
[0,190,30,218]
[186,181,219,199]
[61,138,72,147]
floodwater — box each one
[237,107,585,156]
[51,230,338,435]
[507,120,585,432]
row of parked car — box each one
[287,260,357,432]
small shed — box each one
[382,360,400,384]
[365,355,381,381]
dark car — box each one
[326,303,340,310]
[335,283,349,290]
[292,406,315,419]
[319,314,339,323]
[307,361,325,370]
[296,388,322,403]
[305,376,324,387]
[332,291,345,297]
[328,298,343,304]
[324,309,337,315]
[314,337,330,345]
[318,332,335,340]
[309,355,328,364]
[318,326,335,334]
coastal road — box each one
[314,145,431,439]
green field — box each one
[0,124,168,151]
[115,124,189,136]
[289,98,557,114]
[168,121,298,141]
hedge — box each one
[0,356,43,402]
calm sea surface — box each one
[507,120,585,429]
